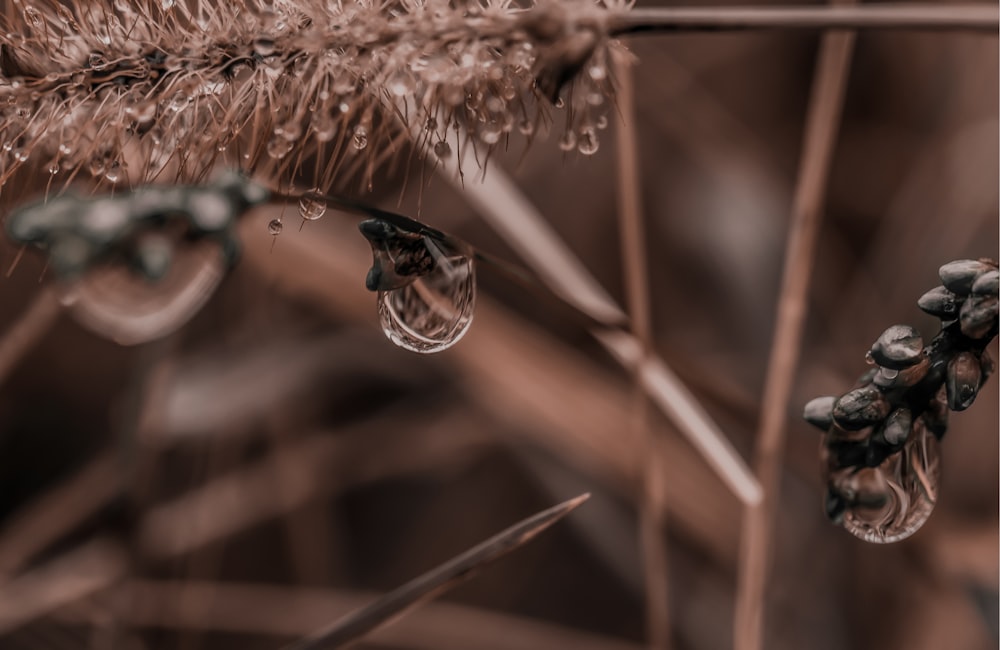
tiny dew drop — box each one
[578,128,599,155]
[266,135,294,159]
[432,140,451,158]
[377,250,476,354]
[298,190,327,221]
[267,218,283,235]
[352,125,369,150]
[558,130,576,152]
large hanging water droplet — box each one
[359,219,475,354]
[267,218,283,235]
[298,190,327,221]
[823,419,940,544]
[377,252,475,353]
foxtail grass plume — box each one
[0,0,627,196]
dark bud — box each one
[832,386,891,431]
[939,259,993,295]
[980,350,995,382]
[946,351,982,411]
[881,408,912,446]
[865,439,893,468]
[958,294,998,339]
[869,325,923,370]
[971,269,999,296]
[917,286,962,320]
[825,488,847,524]
[922,388,950,439]
[803,396,836,431]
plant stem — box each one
[610,4,998,35]
[733,4,857,649]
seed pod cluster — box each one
[804,258,998,543]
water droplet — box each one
[478,122,502,145]
[161,0,175,9]
[554,97,565,109]
[47,161,60,175]
[360,221,475,354]
[298,191,327,221]
[517,119,534,136]
[103,160,122,183]
[595,115,609,130]
[558,131,576,152]
[267,218,283,235]
[167,91,190,113]
[254,37,276,57]
[312,114,336,142]
[823,421,940,544]
[588,63,607,81]
[432,140,451,158]
[23,6,43,28]
[266,134,294,159]
[578,128,599,155]
[386,71,415,97]
[377,250,475,353]
[352,125,368,150]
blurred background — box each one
[0,3,997,649]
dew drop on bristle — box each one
[377,253,476,354]
[558,131,576,152]
[298,191,327,221]
[432,140,451,158]
[352,125,369,150]
[578,128,599,155]
[267,218,283,235]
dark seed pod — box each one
[980,350,995,382]
[922,387,950,439]
[971,269,999,296]
[869,325,923,370]
[917,286,962,319]
[959,294,998,339]
[946,351,982,411]
[881,408,912,446]
[939,259,993,295]
[825,488,847,523]
[804,396,836,431]
[832,386,891,430]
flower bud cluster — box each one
[803,258,998,543]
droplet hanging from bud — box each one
[359,217,475,354]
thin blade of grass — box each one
[0,537,127,635]
[283,493,591,650]
[0,453,121,577]
[421,124,762,508]
[733,10,857,650]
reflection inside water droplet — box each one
[60,238,226,346]
[823,419,940,544]
[360,218,475,354]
